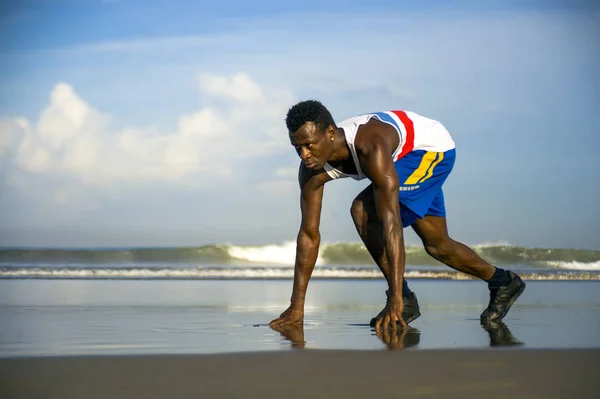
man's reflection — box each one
[270,323,306,349]
[270,321,519,350]
[481,320,523,347]
[375,326,421,350]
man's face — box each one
[289,122,333,170]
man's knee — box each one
[424,239,455,261]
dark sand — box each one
[2,349,599,399]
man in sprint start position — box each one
[270,100,526,332]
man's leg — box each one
[350,185,420,325]
[351,184,411,285]
[410,215,495,280]
[411,214,526,322]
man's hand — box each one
[373,294,407,331]
[269,304,304,327]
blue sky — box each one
[0,0,599,249]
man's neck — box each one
[328,127,350,163]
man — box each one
[269,100,526,332]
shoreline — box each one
[2,349,598,398]
[2,270,600,280]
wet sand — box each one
[3,280,600,356]
[2,349,599,399]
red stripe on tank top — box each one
[391,110,415,161]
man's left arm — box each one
[359,137,407,331]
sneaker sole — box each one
[405,309,421,324]
[481,280,526,323]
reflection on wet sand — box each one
[271,320,523,350]
[481,321,523,347]
[270,323,422,350]
[375,326,421,350]
[270,324,306,349]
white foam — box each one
[0,267,455,279]
[0,267,366,279]
[1,267,598,280]
[472,241,512,248]
[227,241,325,266]
[545,260,600,271]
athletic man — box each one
[269,100,526,332]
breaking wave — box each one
[545,260,600,271]
[1,242,598,270]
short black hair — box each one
[285,100,336,133]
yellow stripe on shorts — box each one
[418,151,444,184]
[403,152,444,185]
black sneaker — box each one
[370,290,421,327]
[480,271,526,322]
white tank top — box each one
[324,110,456,181]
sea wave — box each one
[0,242,599,269]
[545,260,600,271]
[0,266,598,280]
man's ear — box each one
[327,126,336,140]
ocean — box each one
[1,242,599,280]
[1,242,599,357]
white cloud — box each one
[37,83,107,149]
[16,128,54,174]
[199,73,262,103]
[0,73,295,187]
[0,118,27,158]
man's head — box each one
[285,100,337,170]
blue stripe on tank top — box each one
[371,112,402,137]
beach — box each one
[1,279,600,355]
[1,278,600,398]
[1,248,600,399]
[2,0,599,396]
[3,349,599,399]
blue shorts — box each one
[394,149,456,227]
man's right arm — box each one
[290,165,326,307]
[270,165,329,326]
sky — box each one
[0,0,599,249]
